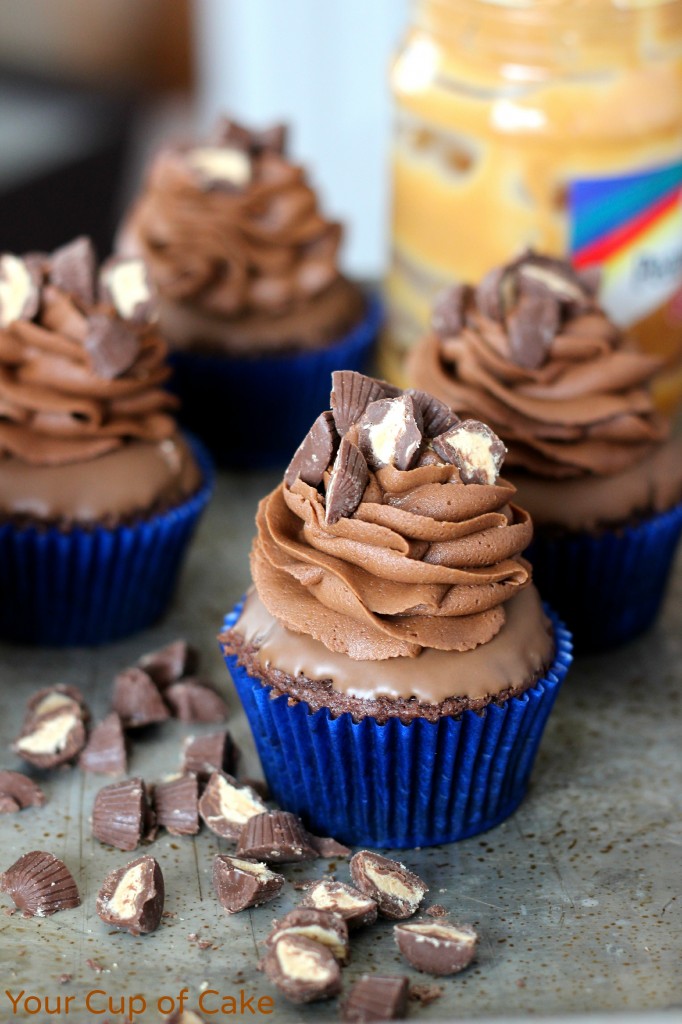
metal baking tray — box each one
[1,469,681,1022]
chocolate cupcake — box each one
[121,117,380,467]
[220,372,571,847]
[0,237,213,645]
[408,251,682,651]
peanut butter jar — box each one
[384,0,682,411]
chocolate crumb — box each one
[58,974,72,985]
[86,959,104,973]
[408,982,444,1007]
[426,904,448,918]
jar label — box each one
[570,160,682,328]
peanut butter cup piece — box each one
[517,252,588,306]
[13,706,86,769]
[358,394,423,471]
[0,253,41,327]
[91,776,155,851]
[331,371,386,436]
[112,667,170,728]
[99,256,156,324]
[24,684,89,727]
[49,236,96,306]
[0,851,80,917]
[299,880,377,930]
[431,282,472,338]
[210,117,287,156]
[181,731,239,780]
[341,974,409,1022]
[285,411,338,488]
[237,810,318,863]
[325,436,369,525]
[186,146,252,191]
[154,773,200,836]
[475,264,507,322]
[260,934,341,1004]
[266,907,349,963]
[394,920,478,975]
[407,388,458,437]
[213,854,284,914]
[431,419,507,485]
[350,851,427,920]
[164,680,228,723]
[138,639,199,689]
[198,772,267,839]
[0,771,45,813]
[96,855,164,936]
[85,314,141,379]
[506,287,560,370]
[79,712,127,775]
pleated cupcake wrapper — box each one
[222,601,573,849]
[527,498,682,655]
[167,293,382,469]
[0,435,214,647]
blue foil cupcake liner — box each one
[527,499,682,654]
[167,293,382,469]
[0,435,214,647]
[222,600,572,848]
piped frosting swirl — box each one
[252,372,533,660]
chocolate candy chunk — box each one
[181,730,239,780]
[300,880,377,930]
[112,667,170,728]
[198,771,267,839]
[91,777,155,851]
[325,436,369,525]
[267,907,349,963]
[408,982,444,1007]
[0,253,41,327]
[285,411,338,489]
[213,855,284,914]
[210,117,287,156]
[138,639,199,689]
[331,371,386,436]
[79,712,127,775]
[432,419,507,485]
[309,835,351,859]
[164,680,228,723]
[260,934,341,1004]
[24,684,88,727]
[99,256,156,323]
[407,388,458,438]
[431,283,472,338]
[0,771,45,813]
[186,146,252,190]
[96,855,164,936]
[239,776,269,801]
[0,851,80,917]
[358,395,423,471]
[506,287,560,370]
[237,811,318,863]
[394,920,478,975]
[49,236,96,307]
[154,773,200,836]
[341,974,409,1022]
[13,706,86,768]
[577,264,602,297]
[475,265,507,321]
[85,314,141,380]
[517,252,588,305]
[350,851,427,920]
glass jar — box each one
[383,0,682,411]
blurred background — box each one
[0,0,409,278]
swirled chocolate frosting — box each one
[250,372,533,660]
[123,118,365,353]
[410,252,668,481]
[0,238,200,524]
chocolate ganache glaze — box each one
[0,238,200,526]
[409,252,682,531]
[223,372,555,719]
[123,117,365,355]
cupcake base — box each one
[167,294,382,469]
[222,601,572,849]
[526,499,682,654]
[0,435,214,647]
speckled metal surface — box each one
[0,469,681,1023]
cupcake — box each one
[0,236,213,646]
[408,251,682,652]
[220,371,572,848]
[121,117,381,467]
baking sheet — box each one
[1,468,681,1023]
